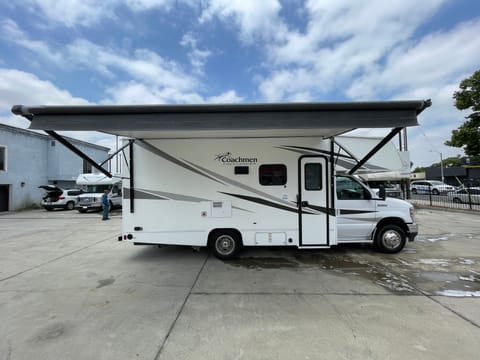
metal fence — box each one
[405,186,480,212]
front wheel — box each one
[432,189,440,195]
[374,225,406,253]
[209,230,242,260]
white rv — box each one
[75,173,122,213]
[12,101,431,259]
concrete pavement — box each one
[0,208,479,359]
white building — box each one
[0,123,109,211]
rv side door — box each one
[299,156,329,247]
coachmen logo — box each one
[215,152,258,165]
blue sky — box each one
[1,0,480,167]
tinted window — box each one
[304,163,322,190]
[259,164,287,186]
[336,176,368,200]
[235,166,249,175]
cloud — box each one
[207,90,243,103]
[22,0,118,27]
[180,32,212,75]
[21,0,196,27]
[200,0,286,43]
[0,68,89,109]
[255,0,450,101]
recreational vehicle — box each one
[11,101,431,259]
[75,173,122,212]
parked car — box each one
[410,180,455,195]
[366,181,403,199]
[39,185,83,211]
[447,187,480,204]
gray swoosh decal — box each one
[136,140,226,185]
[182,159,298,210]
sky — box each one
[1,0,480,169]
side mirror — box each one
[378,185,386,200]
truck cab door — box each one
[299,156,330,247]
[336,175,376,242]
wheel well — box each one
[373,218,407,239]
[208,228,243,246]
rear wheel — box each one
[209,230,242,260]
[432,189,440,195]
[453,198,462,204]
[65,201,75,210]
[375,224,406,253]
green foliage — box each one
[445,70,480,157]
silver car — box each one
[39,185,83,211]
[410,180,455,195]
[447,187,480,204]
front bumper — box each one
[407,223,418,242]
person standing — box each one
[101,189,110,220]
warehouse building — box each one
[0,123,109,211]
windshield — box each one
[84,185,111,193]
[429,181,445,185]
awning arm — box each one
[348,127,403,175]
[45,130,113,178]
[99,139,134,166]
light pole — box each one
[431,150,444,182]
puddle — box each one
[436,290,480,297]
[227,253,417,294]
[226,251,480,296]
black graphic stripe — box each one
[123,188,168,200]
[340,209,377,215]
[304,204,336,216]
[220,192,316,214]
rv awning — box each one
[11,100,430,139]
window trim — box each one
[0,145,6,172]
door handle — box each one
[301,201,309,207]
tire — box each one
[209,230,242,260]
[432,189,440,195]
[374,224,406,253]
[453,198,462,204]
[411,188,417,194]
[65,201,75,210]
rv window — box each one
[235,166,249,175]
[259,164,287,186]
[304,163,322,190]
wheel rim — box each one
[381,229,402,250]
[215,235,235,256]
[67,202,74,210]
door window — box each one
[304,163,322,190]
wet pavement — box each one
[0,208,479,359]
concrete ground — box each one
[0,208,479,360]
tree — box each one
[445,70,480,157]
